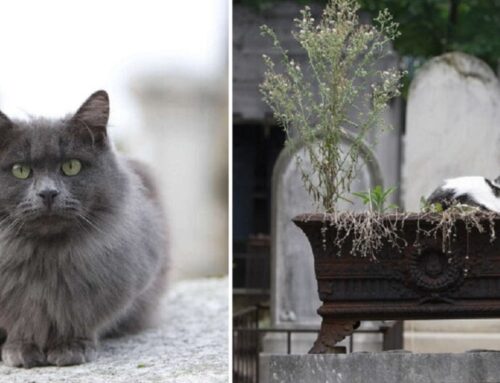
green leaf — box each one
[433,202,443,213]
[352,185,398,213]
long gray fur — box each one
[0,91,168,368]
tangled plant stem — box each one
[311,210,498,261]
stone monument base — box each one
[260,351,500,383]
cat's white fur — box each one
[439,176,500,212]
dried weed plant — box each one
[313,208,497,260]
[260,0,403,213]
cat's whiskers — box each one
[74,220,95,238]
[76,213,106,236]
[0,216,24,237]
[12,219,26,237]
[10,216,30,237]
[0,215,19,230]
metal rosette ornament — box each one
[406,242,465,295]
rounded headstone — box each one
[403,52,500,211]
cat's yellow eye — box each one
[61,159,82,176]
[11,164,31,179]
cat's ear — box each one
[0,110,12,131]
[70,90,109,147]
[0,111,13,150]
[486,178,500,198]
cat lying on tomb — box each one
[426,176,500,213]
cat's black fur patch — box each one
[427,188,456,210]
[427,177,498,211]
[485,178,500,197]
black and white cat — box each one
[427,176,500,212]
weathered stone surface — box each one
[261,352,500,383]
[403,52,500,211]
[0,278,228,383]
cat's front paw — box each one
[46,339,96,366]
[2,342,46,368]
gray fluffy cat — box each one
[0,91,168,368]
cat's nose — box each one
[37,189,59,209]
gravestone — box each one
[403,52,500,211]
[272,142,381,327]
[402,52,500,351]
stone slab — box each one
[260,352,500,383]
[403,52,500,211]
[0,277,228,383]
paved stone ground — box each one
[261,352,500,383]
[0,277,228,383]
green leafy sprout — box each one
[352,185,398,213]
[420,196,444,213]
